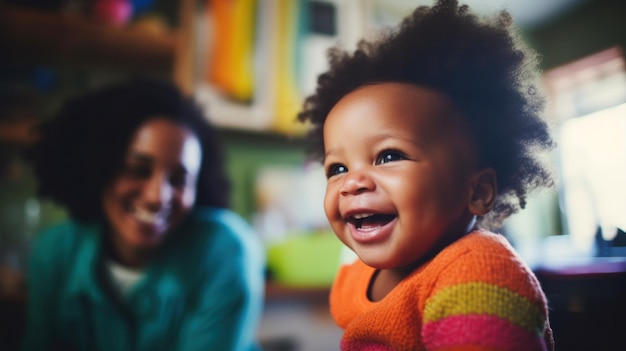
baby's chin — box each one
[354,249,406,270]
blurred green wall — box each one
[218,129,310,222]
[525,0,626,71]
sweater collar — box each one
[63,221,186,306]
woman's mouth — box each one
[132,207,169,228]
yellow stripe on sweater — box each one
[423,281,545,332]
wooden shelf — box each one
[0,4,176,74]
[265,281,330,303]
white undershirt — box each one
[106,259,144,298]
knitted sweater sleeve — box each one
[421,234,554,351]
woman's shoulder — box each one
[177,207,264,261]
[29,219,99,277]
[33,219,97,253]
[190,207,252,231]
[187,208,257,243]
[163,208,265,288]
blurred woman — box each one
[22,78,265,351]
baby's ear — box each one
[468,168,497,216]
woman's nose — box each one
[143,173,172,210]
[340,169,375,196]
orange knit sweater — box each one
[330,230,554,351]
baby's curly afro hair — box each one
[29,77,230,224]
[297,0,555,229]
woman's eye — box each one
[170,171,188,188]
[123,164,151,179]
[377,150,406,164]
[326,164,347,178]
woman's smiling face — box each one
[101,117,202,266]
[323,83,481,270]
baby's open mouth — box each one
[348,213,397,230]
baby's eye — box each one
[326,163,347,178]
[376,150,406,164]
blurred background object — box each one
[91,0,134,26]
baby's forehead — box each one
[341,82,459,112]
[325,82,477,149]
[332,82,470,132]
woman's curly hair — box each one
[297,0,555,229]
[28,77,230,224]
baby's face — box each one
[322,83,481,270]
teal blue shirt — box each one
[22,207,265,351]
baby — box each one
[298,0,555,350]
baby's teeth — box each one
[353,213,374,220]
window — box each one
[546,47,626,257]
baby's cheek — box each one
[323,187,337,218]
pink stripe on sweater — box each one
[423,314,547,351]
[340,339,394,351]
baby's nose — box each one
[340,169,376,196]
